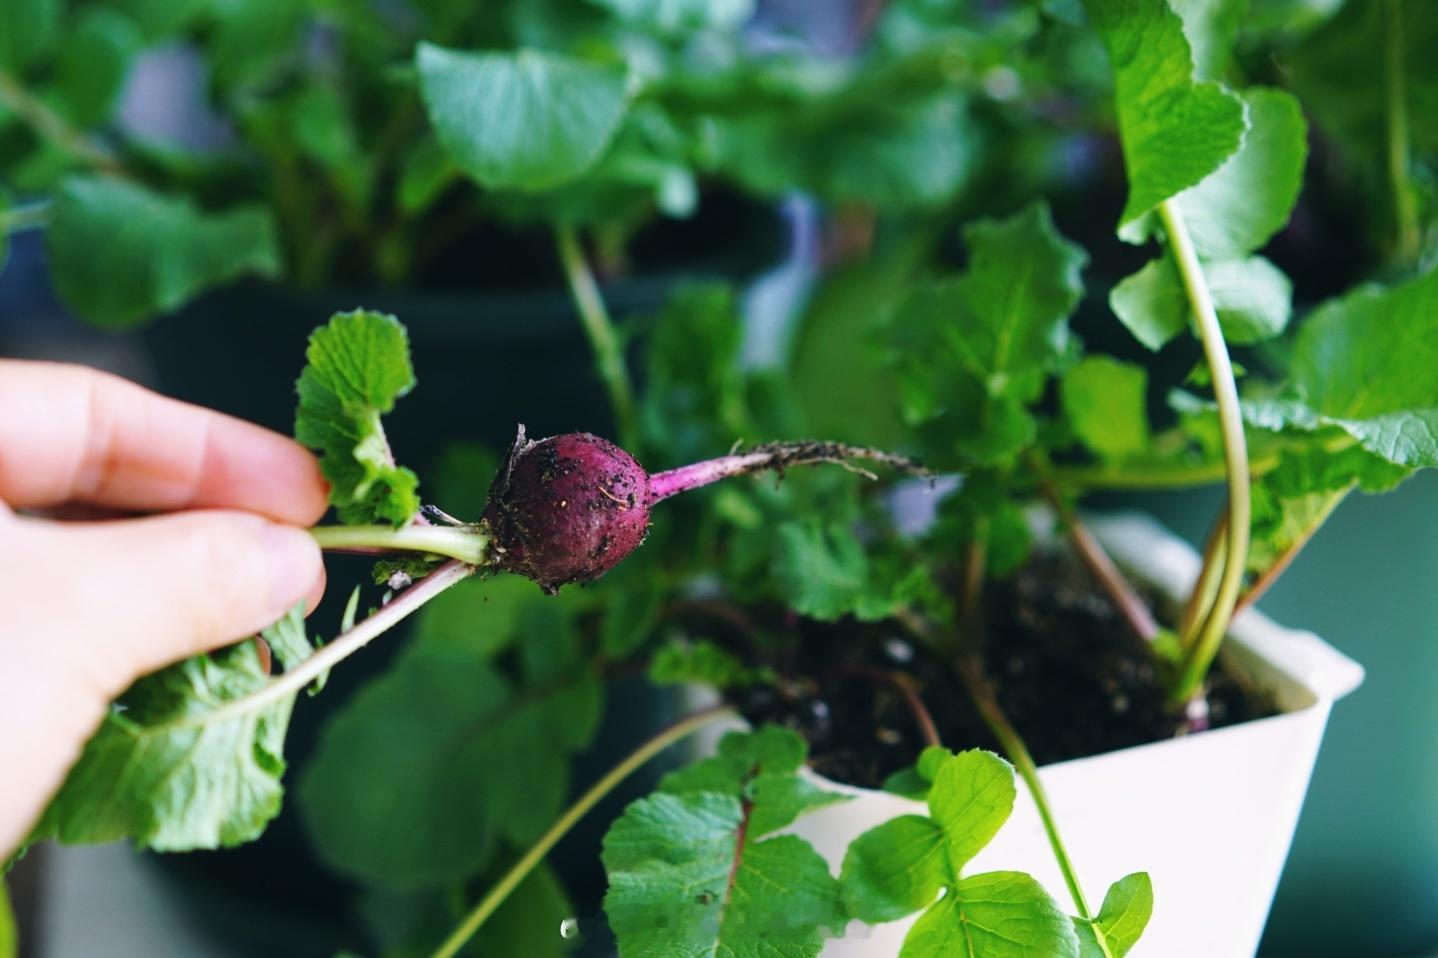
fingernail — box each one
[261,523,321,614]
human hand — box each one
[0,360,328,857]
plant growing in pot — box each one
[8,1,1438,957]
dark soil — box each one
[718,550,1276,789]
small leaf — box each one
[1062,357,1150,459]
[294,310,420,525]
[57,8,143,125]
[647,638,771,690]
[417,44,631,191]
[1083,0,1248,231]
[900,871,1080,958]
[1095,872,1154,957]
[928,750,1017,872]
[47,176,280,329]
[841,815,949,923]
[31,642,298,851]
[1111,254,1292,350]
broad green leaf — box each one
[587,0,753,34]
[1166,88,1307,257]
[1170,0,1245,81]
[294,310,420,525]
[0,879,14,958]
[0,0,58,70]
[891,202,1086,464]
[1245,267,1438,467]
[1083,0,1248,230]
[47,177,280,329]
[1062,357,1150,459]
[603,795,844,958]
[1110,253,1292,350]
[299,584,599,889]
[841,815,949,923]
[31,641,299,851]
[880,746,952,800]
[1075,872,1154,958]
[57,8,143,125]
[416,44,630,191]
[900,872,1080,958]
[928,750,1017,871]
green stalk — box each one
[1384,0,1420,264]
[1160,202,1251,707]
[555,224,640,451]
[0,71,123,174]
[310,524,490,566]
[429,705,736,958]
[959,658,1115,958]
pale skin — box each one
[0,360,329,858]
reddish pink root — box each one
[647,441,926,503]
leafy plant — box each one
[9,1,1438,956]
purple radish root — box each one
[482,426,925,593]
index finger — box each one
[0,360,329,524]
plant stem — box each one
[310,525,490,565]
[648,441,926,502]
[429,704,737,958]
[1049,453,1274,491]
[1159,202,1251,708]
[958,657,1114,958]
[1032,453,1158,645]
[0,70,124,174]
[0,201,50,233]
[1384,0,1420,264]
[182,560,476,728]
[555,224,640,451]
[1179,514,1226,643]
[829,665,941,747]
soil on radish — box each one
[712,550,1275,788]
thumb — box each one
[9,510,324,699]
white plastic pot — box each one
[784,512,1364,958]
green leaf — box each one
[56,8,143,125]
[31,641,298,851]
[928,750,1017,872]
[603,795,844,958]
[0,0,59,70]
[891,202,1086,464]
[416,44,631,191]
[1110,253,1292,350]
[648,638,771,690]
[0,879,15,958]
[1245,267,1438,467]
[295,310,421,525]
[772,518,932,623]
[46,176,280,329]
[1164,88,1308,258]
[1083,0,1248,231]
[1062,357,1150,459]
[1169,0,1245,81]
[902,872,1079,957]
[587,0,753,34]
[841,815,949,923]
[299,582,599,889]
[1089,872,1154,958]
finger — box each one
[0,360,329,524]
[5,510,324,700]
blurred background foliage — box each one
[2,0,1437,956]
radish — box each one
[481,427,924,592]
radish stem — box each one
[310,524,489,566]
